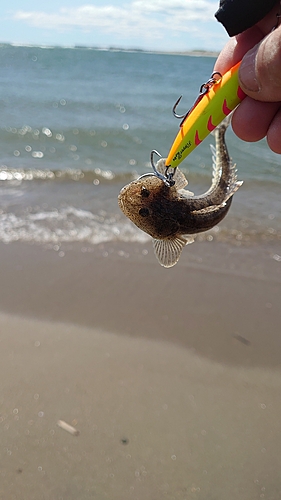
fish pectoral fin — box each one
[182,235,195,244]
[152,235,194,268]
[192,181,243,215]
[192,204,226,215]
[156,159,189,190]
[178,188,194,198]
[173,168,189,190]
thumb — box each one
[239,26,281,102]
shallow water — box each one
[0,44,280,249]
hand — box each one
[214,2,281,153]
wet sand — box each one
[0,239,281,499]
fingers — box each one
[214,28,265,74]
[213,1,281,154]
[235,25,281,151]
[239,25,281,101]
[267,108,281,153]
[232,99,281,153]
[231,99,280,141]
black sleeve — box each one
[215,0,277,36]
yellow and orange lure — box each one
[165,61,245,170]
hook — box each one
[151,150,176,187]
[150,150,163,175]
[165,165,176,186]
[138,151,176,187]
[172,94,202,126]
[172,71,222,126]
[172,96,185,119]
[137,150,163,182]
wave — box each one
[0,167,135,184]
[0,165,280,192]
[0,204,279,247]
[0,206,150,246]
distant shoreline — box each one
[158,50,219,57]
[0,42,219,57]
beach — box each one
[0,239,281,500]
[0,43,281,499]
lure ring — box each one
[200,71,222,94]
[164,165,176,186]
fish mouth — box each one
[117,194,124,212]
[118,183,135,215]
[118,188,128,214]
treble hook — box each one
[151,150,176,187]
[173,71,222,126]
[172,95,185,119]
[138,151,176,187]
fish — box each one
[118,117,243,268]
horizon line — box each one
[0,41,219,57]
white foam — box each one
[0,206,150,245]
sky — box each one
[2,1,229,52]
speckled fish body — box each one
[118,118,242,267]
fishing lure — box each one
[163,61,245,173]
[118,63,246,267]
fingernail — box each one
[239,45,260,92]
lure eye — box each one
[139,207,150,217]
[141,187,150,198]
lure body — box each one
[165,62,245,169]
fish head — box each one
[118,174,179,239]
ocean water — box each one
[0,43,280,249]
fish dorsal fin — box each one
[155,158,188,190]
[210,143,222,189]
[152,235,194,268]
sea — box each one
[0,43,280,252]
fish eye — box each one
[139,207,150,217]
[141,187,150,198]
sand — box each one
[0,239,281,499]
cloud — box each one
[13,0,218,40]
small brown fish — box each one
[118,118,242,267]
